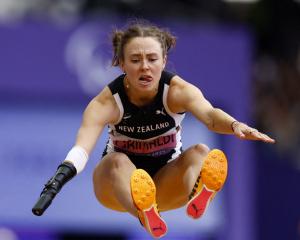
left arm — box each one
[168,76,275,143]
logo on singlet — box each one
[156,108,166,116]
[123,114,132,119]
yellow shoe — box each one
[130,169,167,238]
[186,149,228,219]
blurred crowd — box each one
[251,0,300,169]
[254,54,300,168]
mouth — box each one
[138,75,153,86]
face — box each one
[120,37,166,94]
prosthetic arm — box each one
[32,162,76,216]
[32,146,88,216]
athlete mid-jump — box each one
[33,21,275,238]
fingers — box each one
[232,122,275,143]
[255,132,276,143]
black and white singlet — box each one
[103,70,185,167]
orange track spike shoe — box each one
[130,169,167,239]
[186,149,228,219]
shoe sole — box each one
[131,169,167,238]
[186,149,228,219]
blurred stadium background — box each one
[0,0,300,239]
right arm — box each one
[32,87,119,216]
[74,86,120,155]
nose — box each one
[141,59,150,70]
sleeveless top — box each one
[105,70,185,161]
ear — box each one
[162,55,167,69]
[120,60,125,73]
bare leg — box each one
[93,152,138,217]
[153,144,210,211]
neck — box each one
[126,87,158,107]
[123,75,159,106]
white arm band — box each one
[64,146,89,174]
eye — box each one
[149,58,158,62]
[131,59,140,63]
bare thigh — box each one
[153,144,210,211]
[93,152,136,212]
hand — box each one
[231,121,275,143]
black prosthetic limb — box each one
[32,162,77,216]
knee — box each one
[108,152,133,170]
[93,153,134,178]
[179,144,210,169]
[191,144,210,156]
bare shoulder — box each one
[167,75,197,113]
[169,75,186,90]
[85,86,120,125]
[93,86,116,105]
[169,75,199,96]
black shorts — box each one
[102,148,171,177]
[129,155,170,177]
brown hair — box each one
[111,20,176,66]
